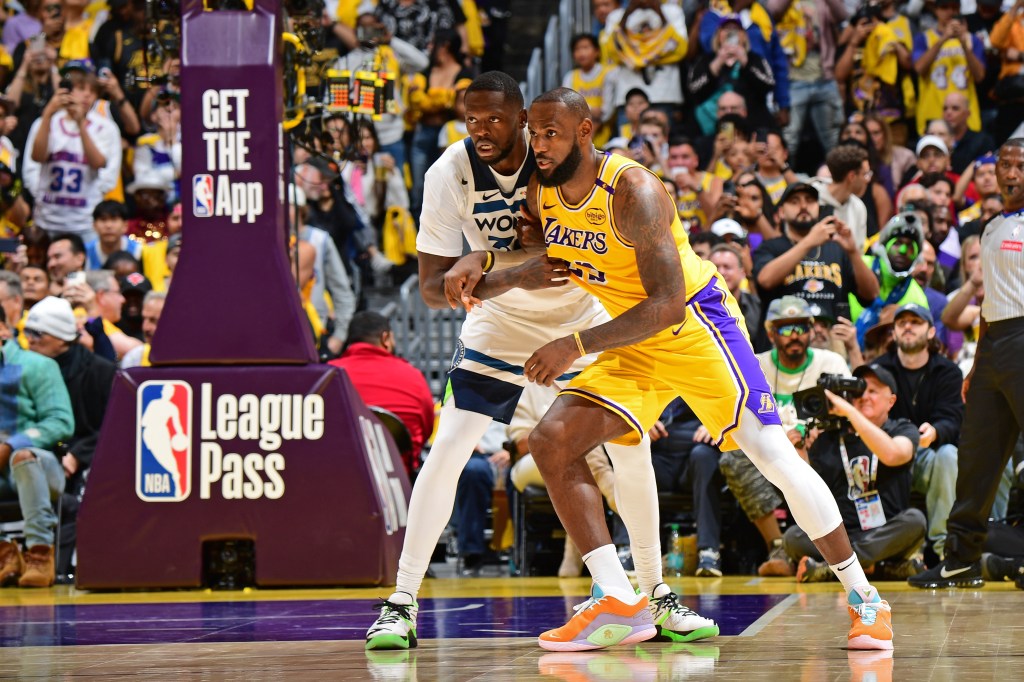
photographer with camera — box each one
[719,296,851,577]
[785,363,926,581]
[874,303,963,562]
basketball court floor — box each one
[2,575,1022,679]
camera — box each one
[357,24,387,44]
[793,373,867,431]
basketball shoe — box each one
[647,583,720,642]
[365,594,418,650]
[908,557,983,588]
[538,583,657,651]
[847,586,893,650]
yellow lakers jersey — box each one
[571,66,614,147]
[538,152,719,320]
[916,30,981,134]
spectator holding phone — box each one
[913,0,986,136]
[22,60,121,240]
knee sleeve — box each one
[732,411,842,541]
[719,449,783,521]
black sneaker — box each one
[907,557,983,588]
[981,553,1024,582]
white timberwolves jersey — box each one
[417,135,590,314]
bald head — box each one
[531,87,591,123]
[717,91,747,118]
[942,92,970,133]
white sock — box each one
[387,591,414,606]
[830,554,871,596]
[602,438,663,595]
[394,401,494,599]
[582,544,640,602]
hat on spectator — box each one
[853,363,899,394]
[127,172,172,195]
[26,296,78,342]
[765,295,813,327]
[863,303,899,349]
[167,233,183,252]
[710,218,747,240]
[934,0,960,5]
[59,59,96,77]
[974,153,997,169]
[119,272,153,297]
[894,302,934,327]
[977,0,1001,5]
[717,14,744,30]
[915,135,949,157]
[778,181,819,205]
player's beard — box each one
[537,141,583,187]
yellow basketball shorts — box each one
[561,277,781,450]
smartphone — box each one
[0,238,19,253]
[818,205,835,220]
[723,180,737,197]
[721,121,735,143]
[65,271,86,286]
[834,301,852,323]
[59,76,73,92]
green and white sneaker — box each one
[647,583,719,642]
[366,594,418,650]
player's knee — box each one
[11,450,36,465]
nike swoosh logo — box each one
[672,322,685,335]
[939,565,972,578]
[482,191,500,201]
[542,203,557,210]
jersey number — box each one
[569,261,607,284]
[49,167,83,194]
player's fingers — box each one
[461,293,482,312]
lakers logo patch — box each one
[758,393,776,415]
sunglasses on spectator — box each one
[773,323,810,337]
[44,4,61,15]
[24,328,44,340]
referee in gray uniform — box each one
[911,139,1024,588]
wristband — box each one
[482,251,495,273]
[573,331,587,357]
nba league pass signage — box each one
[192,89,264,224]
[136,380,320,503]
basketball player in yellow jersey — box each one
[446,87,896,652]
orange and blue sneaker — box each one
[847,586,893,651]
[538,583,657,652]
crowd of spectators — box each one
[2,0,1024,586]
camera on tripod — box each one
[793,373,867,432]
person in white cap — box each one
[0,296,74,588]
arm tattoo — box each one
[578,169,688,354]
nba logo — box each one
[136,380,193,502]
[193,174,214,217]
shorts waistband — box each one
[987,317,1024,337]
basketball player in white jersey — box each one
[365,72,718,651]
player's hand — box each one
[919,422,937,449]
[649,420,669,441]
[444,251,488,311]
[512,255,572,291]
[516,204,545,249]
[693,425,713,444]
[525,336,579,386]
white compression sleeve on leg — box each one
[603,436,663,595]
[394,400,494,599]
[731,410,843,541]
